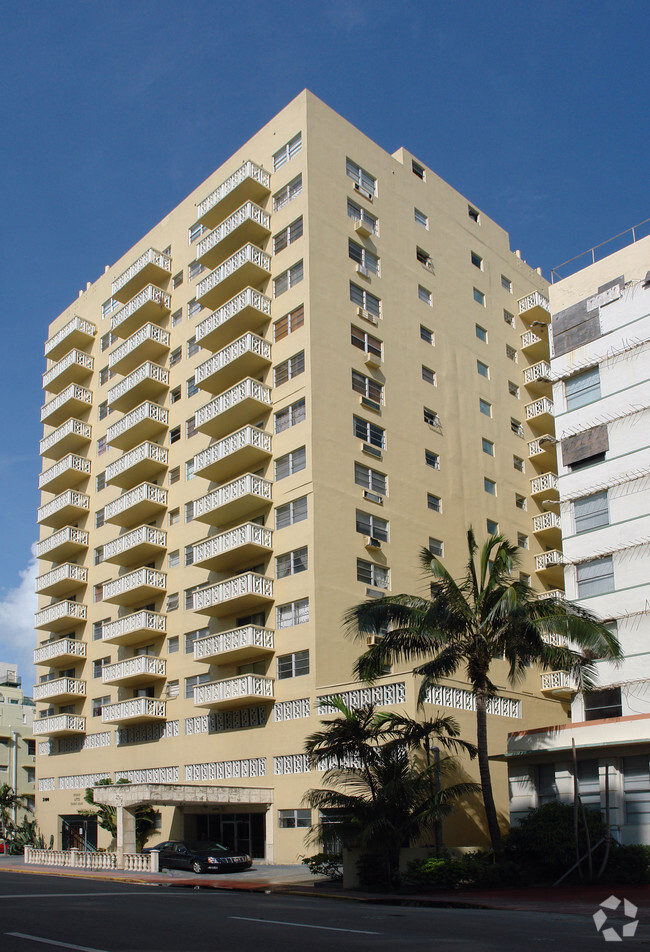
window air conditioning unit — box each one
[356,265,371,278]
[366,635,378,646]
[355,219,373,238]
[363,490,383,505]
[365,353,382,369]
[357,306,378,325]
[354,183,373,201]
[365,536,382,549]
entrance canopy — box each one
[92,782,274,809]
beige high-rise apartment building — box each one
[35,91,567,861]
[0,663,35,828]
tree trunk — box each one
[475,690,502,853]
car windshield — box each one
[186,841,230,853]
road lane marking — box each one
[6,933,110,952]
[0,891,166,899]
[229,916,381,934]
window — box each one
[92,697,109,718]
[275,398,306,433]
[170,347,182,368]
[519,573,530,586]
[475,324,487,342]
[275,446,306,480]
[486,519,499,535]
[473,288,486,306]
[102,299,118,319]
[515,494,527,510]
[468,205,480,223]
[188,261,204,280]
[189,222,206,243]
[484,478,496,495]
[186,459,195,480]
[171,308,182,326]
[352,371,383,404]
[168,550,180,568]
[96,472,105,492]
[504,310,515,327]
[584,687,622,721]
[99,366,110,386]
[427,493,441,512]
[185,585,204,610]
[170,386,181,405]
[420,325,434,345]
[574,491,609,534]
[187,377,198,398]
[357,559,389,589]
[354,462,387,495]
[275,496,307,529]
[347,198,378,235]
[565,366,601,411]
[479,398,492,417]
[412,159,425,180]
[482,438,494,456]
[273,132,302,171]
[97,436,107,456]
[98,401,109,421]
[418,285,432,305]
[274,304,304,342]
[424,407,440,427]
[167,636,179,654]
[278,808,311,828]
[477,360,489,378]
[188,299,202,318]
[93,620,107,641]
[185,628,208,654]
[471,251,483,270]
[508,381,520,399]
[274,217,303,254]
[92,658,109,679]
[513,455,524,472]
[185,543,194,565]
[414,208,428,228]
[274,261,304,297]
[501,275,512,293]
[421,366,436,385]
[429,538,444,557]
[506,344,517,362]
[353,416,385,449]
[278,649,310,679]
[577,556,615,598]
[94,545,104,566]
[355,510,388,542]
[173,271,183,289]
[416,247,432,268]
[351,325,382,359]
[511,418,524,437]
[274,351,305,386]
[167,680,180,698]
[168,508,180,526]
[169,426,181,445]
[95,509,104,529]
[100,331,116,352]
[276,547,308,578]
[169,466,180,485]
[185,672,210,699]
[346,158,376,197]
[349,239,379,276]
[187,337,200,358]
[350,282,380,318]
[166,593,179,611]
[273,174,302,211]
[517,533,529,549]
[186,418,197,439]
[276,599,309,628]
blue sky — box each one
[0,0,648,679]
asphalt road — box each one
[0,872,646,952]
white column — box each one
[116,805,137,867]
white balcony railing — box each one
[41,384,92,423]
[111,248,172,298]
[33,677,86,702]
[540,670,576,692]
[103,568,166,602]
[38,454,91,491]
[521,331,544,350]
[519,290,550,316]
[525,397,554,421]
[537,589,565,601]
[194,674,274,706]
[193,524,272,565]
[197,202,271,258]
[196,245,271,301]
[32,714,86,736]
[195,288,271,345]
[196,161,270,220]
[193,473,272,520]
[40,420,92,457]
[35,563,88,593]
[535,550,564,572]
[102,656,166,684]
[193,573,273,612]
[34,637,87,666]
[102,697,166,723]
[193,426,271,475]
[101,610,166,643]
[195,334,271,387]
[530,473,559,495]
[35,600,87,629]
[43,350,94,390]
[108,323,170,370]
[523,361,552,385]
[36,527,89,559]
[194,625,274,661]
[528,435,556,457]
[105,442,168,484]
[104,482,168,522]
[111,285,172,334]
[533,512,562,533]
[195,378,271,430]
[106,401,168,444]
[37,490,90,525]
[45,317,97,358]
[103,525,167,561]
[107,362,169,407]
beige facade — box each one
[0,663,35,825]
[35,90,567,861]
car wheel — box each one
[192,861,203,874]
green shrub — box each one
[600,844,650,885]
[403,851,526,890]
[301,852,343,881]
[506,801,606,878]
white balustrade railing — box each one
[533,511,561,532]
[33,677,86,701]
[535,550,564,571]
[193,573,273,612]
[103,525,167,561]
[540,670,575,692]
[537,589,565,601]
[102,697,166,722]
[528,435,556,457]
[521,331,543,349]
[35,563,88,593]
[194,426,271,474]
[195,333,271,386]
[523,361,552,385]
[102,610,166,643]
[195,378,271,429]
[197,202,271,258]
[193,523,272,564]
[111,285,172,333]
[40,419,92,457]
[102,655,166,683]
[39,454,91,490]
[43,350,94,390]
[41,384,92,422]
[195,288,271,344]
[103,568,166,601]
[192,473,272,519]
[530,472,558,495]
[519,290,550,315]
[45,317,97,358]
[541,632,570,647]
[196,161,270,219]
[112,248,172,297]
[525,397,554,420]
[194,625,274,661]
[34,637,87,665]
[35,600,87,629]
[107,362,169,406]
[109,323,170,369]
[32,715,86,736]
[196,245,271,300]
[24,848,159,872]
[105,442,168,483]
[38,491,90,524]
[36,527,89,559]
[107,401,168,444]
[194,674,274,705]
[104,481,168,521]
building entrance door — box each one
[194,812,265,858]
[60,815,97,851]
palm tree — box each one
[345,530,623,853]
[84,780,159,851]
[0,784,30,840]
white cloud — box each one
[0,547,37,690]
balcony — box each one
[530,472,559,498]
[104,481,168,527]
[102,656,166,687]
[194,674,275,710]
[111,248,172,303]
[38,454,91,493]
[193,473,272,526]
[195,333,271,394]
[102,697,166,725]
[105,441,168,490]
[102,525,167,567]
[193,572,273,618]
[520,330,549,362]
[193,523,272,572]
[523,361,552,397]
[533,511,562,543]
[40,419,91,460]
[196,202,271,269]
[540,670,576,699]
[528,434,557,466]
[32,714,86,737]
[37,490,90,529]
[45,316,96,361]
[195,288,272,351]
[109,323,170,375]
[537,589,565,601]
[33,677,86,703]
[103,567,167,606]
[111,285,172,339]
[525,397,554,432]
[195,378,271,439]
[107,401,168,451]
[34,637,87,667]
[519,290,551,325]
[41,384,92,426]
[196,245,271,310]
[34,600,87,632]
[535,549,565,587]
[101,610,166,647]
[36,527,89,562]
[43,350,94,394]
[35,564,88,598]
[196,161,271,227]
[194,625,274,665]
[107,362,169,413]
[193,426,271,483]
